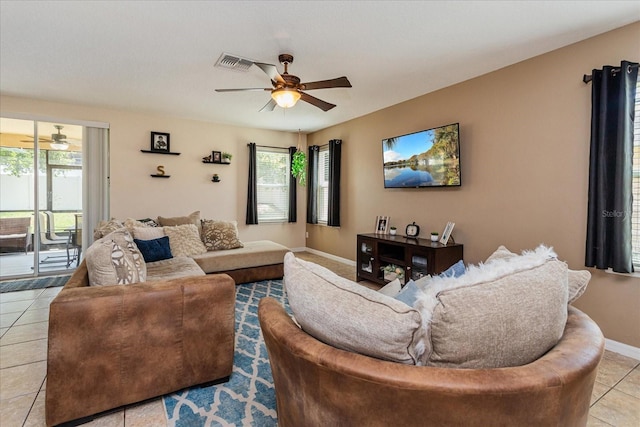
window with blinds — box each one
[317,145,330,223]
[631,76,640,268]
[256,147,290,223]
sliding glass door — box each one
[0,118,84,279]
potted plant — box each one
[381,264,404,282]
[291,150,307,185]
[222,152,232,163]
[431,232,439,242]
[389,226,397,235]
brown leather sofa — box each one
[46,261,236,426]
[259,298,605,427]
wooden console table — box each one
[356,233,463,285]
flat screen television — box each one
[382,122,461,188]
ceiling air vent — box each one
[214,53,255,72]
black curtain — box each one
[288,146,297,223]
[246,142,258,225]
[306,145,319,224]
[327,139,342,227]
[585,60,638,273]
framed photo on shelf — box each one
[440,221,455,245]
[151,132,170,153]
[212,151,222,163]
[375,215,390,234]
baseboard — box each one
[605,338,640,361]
[301,247,356,266]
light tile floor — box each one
[0,251,638,426]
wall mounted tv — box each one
[382,123,461,188]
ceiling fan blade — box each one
[254,62,285,85]
[300,92,336,111]
[20,135,52,143]
[259,98,277,112]
[215,88,270,92]
[301,76,352,90]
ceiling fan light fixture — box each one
[50,125,69,149]
[50,142,69,150]
[271,88,301,108]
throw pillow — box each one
[93,219,124,240]
[138,218,160,227]
[133,226,165,240]
[378,278,402,297]
[123,217,159,235]
[568,269,591,304]
[484,245,517,264]
[394,280,420,306]
[134,236,173,263]
[157,211,201,234]
[86,229,146,286]
[439,259,466,278]
[485,245,590,304]
[415,245,568,368]
[284,252,426,365]
[163,224,207,257]
[201,219,244,251]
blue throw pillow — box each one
[439,259,466,278]
[394,280,420,307]
[134,236,173,263]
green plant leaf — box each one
[291,150,306,186]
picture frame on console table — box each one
[440,221,455,245]
[151,132,170,153]
[375,215,390,234]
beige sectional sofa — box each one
[92,211,290,284]
[192,239,289,283]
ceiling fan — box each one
[50,125,70,150]
[215,54,352,112]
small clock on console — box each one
[405,222,420,238]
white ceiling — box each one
[1,1,639,133]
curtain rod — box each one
[247,143,290,150]
[583,63,639,84]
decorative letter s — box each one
[157,165,165,176]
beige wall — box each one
[0,96,307,249]
[307,23,640,347]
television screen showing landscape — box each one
[382,123,460,188]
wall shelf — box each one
[150,174,171,178]
[141,150,181,155]
[202,160,230,165]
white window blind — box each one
[317,146,330,223]
[631,76,640,268]
[256,147,290,223]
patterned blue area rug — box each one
[0,275,70,293]
[163,279,289,426]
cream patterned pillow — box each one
[201,219,244,251]
[163,224,207,257]
[86,229,146,286]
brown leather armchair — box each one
[259,298,604,427]
[46,262,236,426]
